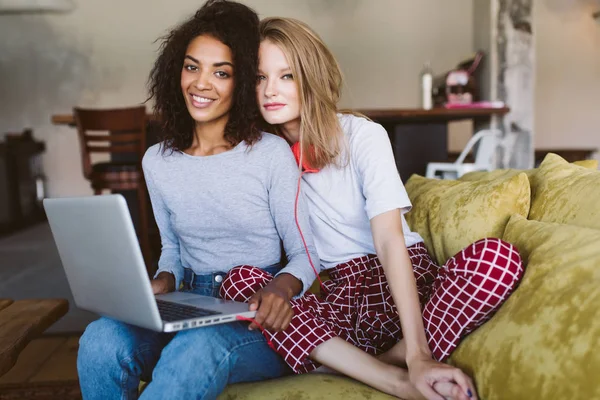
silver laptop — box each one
[43,194,256,332]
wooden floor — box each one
[0,335,81,400]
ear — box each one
[291,142,319,173]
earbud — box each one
[291,142,319,174]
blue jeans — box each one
[77,265,290,400]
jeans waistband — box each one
[182,262,283,291]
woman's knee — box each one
[220,265,273,301]
[497,238,523,274]
[78,318,132,366]
[456,238,524,293]
[475,238,523,278]
[80,317,161,355]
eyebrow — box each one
[257,67,291,74]
[185,55,233,68]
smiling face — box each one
[256,39,301,142]
[180,34,235,129]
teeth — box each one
[192,95,213,103]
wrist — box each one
[270,273,302,300]
[406,347,433,367]
[156,272,176,291]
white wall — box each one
[535,0,600,162]
[1,0,475,196]
[2,0,599,198]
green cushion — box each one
[459,156,598,183]
[404,173,530,265]
[143,374,393,399]
[573,159,599,169]
[459,168,526,182]
[449,214,600,400]
[529,153,600,230]
[219,374,394,399]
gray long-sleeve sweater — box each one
[142,132,319,294]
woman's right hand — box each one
[151,272,176,295]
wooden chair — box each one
[73,106,152,272]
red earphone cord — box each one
[294,171,326,293]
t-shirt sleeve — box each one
[352,120,412,220]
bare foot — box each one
[433,381,473,400]
[378,339,407,368]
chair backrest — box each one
[73,106,147,179]
[455,129,501,168]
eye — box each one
[282,73,293,80]
[256,74,266,82]
[183,64,197,72]
[215,71,230,78]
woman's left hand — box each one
[408,356,478,400]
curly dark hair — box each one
[148,0,261,152]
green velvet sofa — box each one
[219,153,600,400]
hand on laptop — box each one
[151,272,176,295]
[247,273,302,332]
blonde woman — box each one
[220,17,523,400]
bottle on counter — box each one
[420,62,433,110]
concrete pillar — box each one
[474,0,535,169]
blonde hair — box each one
[259,17,346,170]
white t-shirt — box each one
[302,114,424,270]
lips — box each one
[264,103,286,111]
[190,94,216,109]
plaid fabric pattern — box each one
[221,238,523,373]
[422,238,523,360]
[219,265,271,301]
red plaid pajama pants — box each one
[220,238,523,374]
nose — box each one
[264,78,277,98]
[194,71,212,91]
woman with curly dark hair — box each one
[148,0,262,152]
[76,2,317,399]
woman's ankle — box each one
[378,363,423,400]
[378,340,407,367]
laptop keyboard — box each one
[156,299,221,322]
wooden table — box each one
[356,107,510,123]
[0,299,69,377]
[449,147,599,166]
[52,108,509,126]
[52,106,510,181]
[353,107,510,180]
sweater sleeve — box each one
[142,151,185,290]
